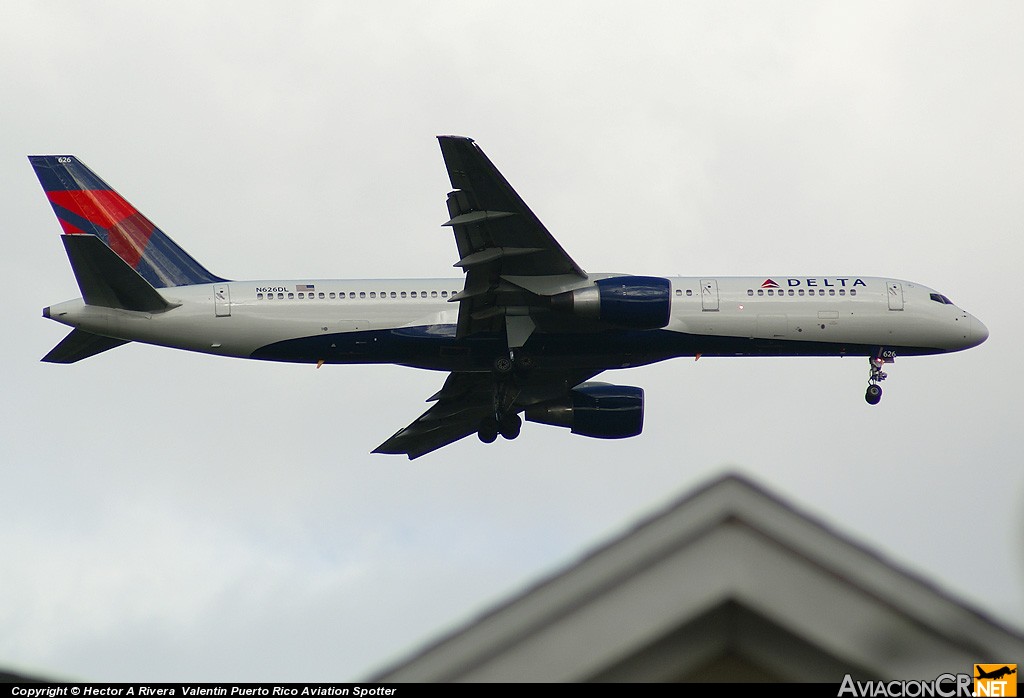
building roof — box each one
[372,473,1024,682]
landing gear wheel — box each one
[498,413,522,440]
[865,384,882,405]
[493,356,514,374]
[478,417,499,443]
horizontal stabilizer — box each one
[42,328,129,363]
[62,234,172,312]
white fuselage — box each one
[44,274,987,371]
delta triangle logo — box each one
[760,279,780,289]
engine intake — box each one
[525,383,644,439]
[551,276,671,329]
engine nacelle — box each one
[525,383,644,439]
[551,276,671,329]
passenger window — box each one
[757,289,764,296]
[431,291,438,298]
[288,293,294,299]
[411,291,417,298]
[319,292,325,299]
[788,289,794,296]
[441,291,448,298]
[359,292,366,299]
[277,293,284,299]
[686,289,693,296]
[798,289,804,296]
[297,293,304,299]
[829,289,836,296]
[839,289,845,296]
[390,291,397,298]
[256,293,263,300]
[369,292,376,299]
[329,292,336,299]
[677,289,683,297]
[401,291,407,298]
[851,289,856,296]
[747,289,753,296]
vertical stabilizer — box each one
[29,155,225,288]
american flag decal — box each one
[296,284,315,292]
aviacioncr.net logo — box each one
[838,673,973,697]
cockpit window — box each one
[929,293,954,305]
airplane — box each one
[33,137,989,459]
[976,666,1017,680]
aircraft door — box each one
[700,279,719,311]
[214,283,231,317]
[887,281,904,311]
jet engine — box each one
[525,383,644,439]
[551,276,671,329]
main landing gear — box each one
[865,355,890,405]
[477,412,522,443]
[478,351,527,443]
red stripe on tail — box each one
[47,189,156,269]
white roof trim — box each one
[373,474,1024,682]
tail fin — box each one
[30,155,225,288]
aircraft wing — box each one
[373,368,599,459]
[437,136,588,341]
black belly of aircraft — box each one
[248,325,947,372]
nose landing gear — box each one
[865,354,891,405]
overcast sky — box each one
[2,0,1022,682]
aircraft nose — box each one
[970,316,989,347]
